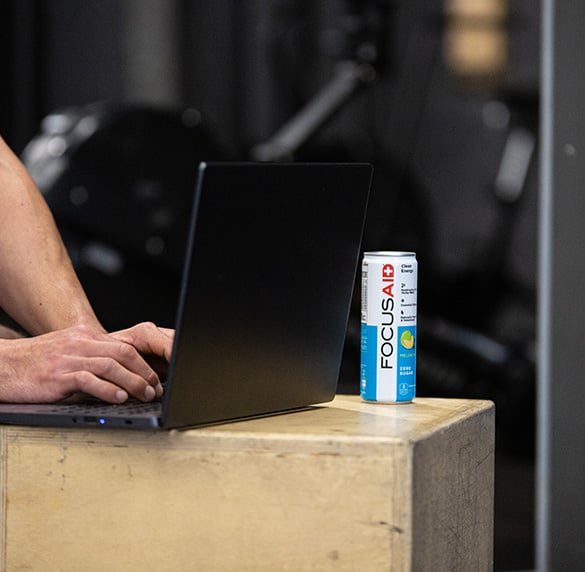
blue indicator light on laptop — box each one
[99,418,106,425]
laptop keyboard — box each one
[48,399,162,416]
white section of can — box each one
[360,251,418,403]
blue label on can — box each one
[360,323,378,401]
[361,324,416,402]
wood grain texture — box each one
[0,396,494,571]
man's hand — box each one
[0,323,174,404]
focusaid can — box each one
[360,251,418,403]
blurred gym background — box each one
[1,1,539,569]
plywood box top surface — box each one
[0,396,493,456]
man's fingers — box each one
[111,322,175,363]
[108,340,161,386]
[55,328,164,401]
[61,370,129,404]
[0,323,172,405]
[82,355,160,401]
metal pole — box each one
[538,0,585,569]
[536,0,553,568]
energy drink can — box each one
[360,251,418,403]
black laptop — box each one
[0,162,372,429]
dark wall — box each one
[43,0,125,110]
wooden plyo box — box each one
[0,396,494,571]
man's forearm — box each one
[0,136,102,335]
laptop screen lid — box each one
[161,162,371,428]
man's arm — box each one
[0,135,173,404]
[0,135,100,334]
